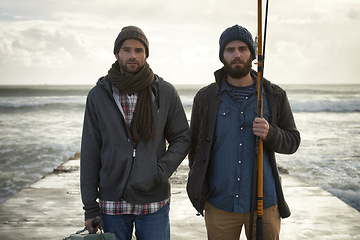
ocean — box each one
[0,84,359,211]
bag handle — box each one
[63,227,86,240]
[63,219,104,240]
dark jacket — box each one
[81,74,190,220]
[186,68,300,218]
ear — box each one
[115,54,119,60]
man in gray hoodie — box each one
[80,26,190,240]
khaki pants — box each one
[204,202,280,240]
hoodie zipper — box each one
[117,139,136,198]
[112,80,159,200]
[119,134,136,199]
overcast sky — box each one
[0,0,359,85]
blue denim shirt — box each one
[208,75,277,213]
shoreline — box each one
[0,155,359,239]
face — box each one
[223,40,253,79]
[116,39,146,75]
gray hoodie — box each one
[80,74,190,220]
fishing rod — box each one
[249,0,269,239]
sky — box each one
[0,0,359,86]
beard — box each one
[223,57,253,79]
[119,59,143,75]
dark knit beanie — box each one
[113,26,149,57]
[219,25,256,62]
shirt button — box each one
[239,143,242,146]
[241,112,244,114]
[223,112,226,115]
[235,195,239,198]
[240,127,243,130]
[239,161,242,164]
[237,178,241,181]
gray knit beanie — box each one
[113,26,149,57]
[219,25,256,62]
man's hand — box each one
[85,216,101,234]
[253,117,269,140]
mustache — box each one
[230,59,245,65]
[126,60,139,64]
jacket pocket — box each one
[101,145,133,189]
[129,150,160,193]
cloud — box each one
[0,20,94,66]
[0,0,359,85]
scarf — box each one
[108,60,156,144]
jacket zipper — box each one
[111,87,139,200]
[120,142,136,200]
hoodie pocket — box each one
[101,145,133,189]
[129,150,161,193]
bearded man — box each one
[80,26,190,240]
[186,25,300,240]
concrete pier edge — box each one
[0,157,359,240]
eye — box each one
[239,46,249,52]
[225,47,235,53]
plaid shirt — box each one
[100,199,169,215]
[119,92,137,126]
[100,90,169,215]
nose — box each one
[234,49,241,58]
[129,50,136,59]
